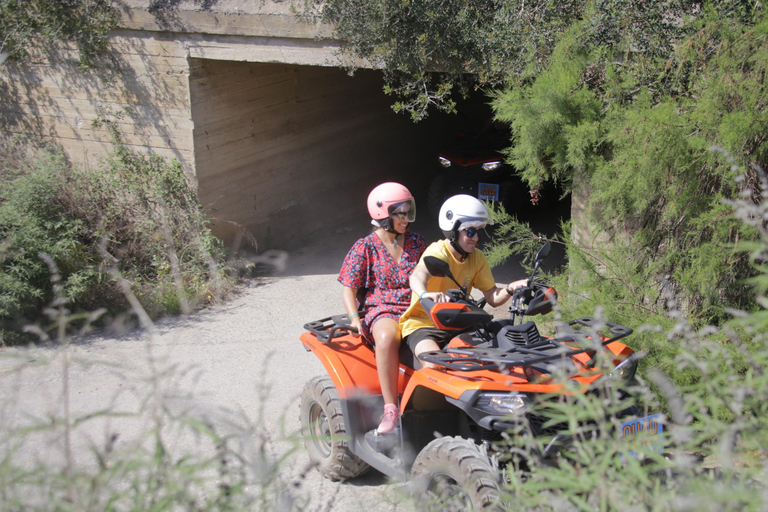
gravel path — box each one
[0,227,416,511]
[0,223,542,510]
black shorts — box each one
[405,327,456,353]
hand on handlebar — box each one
[507,279,528,294]
[421,291,449,303]
[349,316,362,337]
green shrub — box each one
[0,136,232,344]
[488,166,768,509]
[490,9,768,325]
[0,138,94,337]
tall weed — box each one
[0,257,307,511]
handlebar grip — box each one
[419,297,436,315]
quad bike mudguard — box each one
[300,315,417,399]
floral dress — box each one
[338,230,426,342]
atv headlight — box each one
[607,354,638,385]
[475,393,530,415]
[481,161,502,171]
[439,157,452,168]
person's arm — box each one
[409,265,448,303]
[342,286,362,336]
[481,279,528,308]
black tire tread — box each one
[299,376,369,481]
[411,436,503,511]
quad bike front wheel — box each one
[411,436,503,511]
[299,376,369,481]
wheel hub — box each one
[308,403,332,457]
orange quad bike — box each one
[299,243,662,508]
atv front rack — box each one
[418,317,633,373]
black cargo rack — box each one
[304,314,359,343]
[417,317,633,372]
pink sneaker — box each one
[377,404,400,434]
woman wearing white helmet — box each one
[398,194,527,365]
[338,182,426,434]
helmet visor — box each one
[459,219,487,230]
[389,200,416,223]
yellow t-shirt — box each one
[399,240,496,338]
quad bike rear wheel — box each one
[299,376,369,481]
[411,436,503,511]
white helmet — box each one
[439,194,490,239]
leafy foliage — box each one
[483,200,565,270]
[0,135,231,344]
[0,0,117,68]
[306,0,588,120]
[490,8,767,323]
[307,0,761,120]
[0,138,93,336]
[493,168,768,509]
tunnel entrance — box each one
[188,59,569,260]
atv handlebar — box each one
[509,282,557,322]
[419,242,555,328]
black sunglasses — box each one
[463,227,483,238]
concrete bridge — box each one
[1,1,577,254]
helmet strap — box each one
[448,220,467,261]
[373,218,403,249]
[450,239,467,261]
[387,225,403,249]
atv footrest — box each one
[364,429,400,455]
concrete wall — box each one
[0,30,194,176]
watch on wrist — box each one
[505,286,514,296]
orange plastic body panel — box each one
[301,330,634,405]
[431,302,474,330]
[300,331,417,399]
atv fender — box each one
[300,331,382,399]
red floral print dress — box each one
[338,230,426,342]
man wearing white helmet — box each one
[399,194,527,365]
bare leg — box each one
[372,318,401,406]
[414,338,441,369]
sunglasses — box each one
[463,228,483,238]
[391,211,411,221]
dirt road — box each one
[0,221,543,510]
